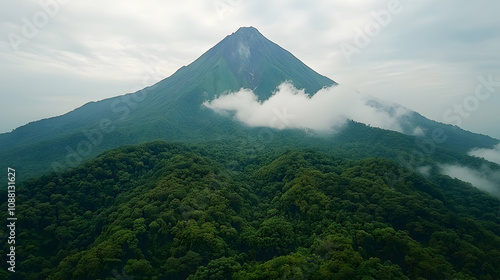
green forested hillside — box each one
[1,141,499,280]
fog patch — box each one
[416,165,432,177]
[412,126,425,137]
[204,82,410,132]
[440,163,500,197]
[469,143,500,165]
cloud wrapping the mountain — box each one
[440,164,500,197]
[468,144,500,165]
[204,82,409,132]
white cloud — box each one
[469,144,500,165]
[204,82,409,132]
[440,163,500,197]
[412,126,425,137]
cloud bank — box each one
[440,164,500,197]
[204,82,409,133]
[468,144,500,165]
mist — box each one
[469,144,500,165]
[203,82,409,133]
[440,164,500,197]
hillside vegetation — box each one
[1,141,499,280]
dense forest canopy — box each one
[1,141,499,279]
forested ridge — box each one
[1,141,500,280]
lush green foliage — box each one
[1,27,498,280]
[1,141,499,279]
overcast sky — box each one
[1,0,499,139]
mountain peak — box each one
[230,26,265,42]
[233,26,260,35]
[194,26,335,99]
[221,26,266,51]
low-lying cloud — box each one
[440,164,500,197]
[203,82,409,133]
[468,143,500,165]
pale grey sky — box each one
[1,0,499,138]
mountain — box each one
[1,27,500,279]
[1,141,499,279]
[0,27,498,181]
[171,26,336,100]
[0,27,334,177]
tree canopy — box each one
[1,141,499,279]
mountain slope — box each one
[155,26,336,100]
[0,27,335,177]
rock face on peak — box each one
[219,27,336,98]
[166,26,336,100]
